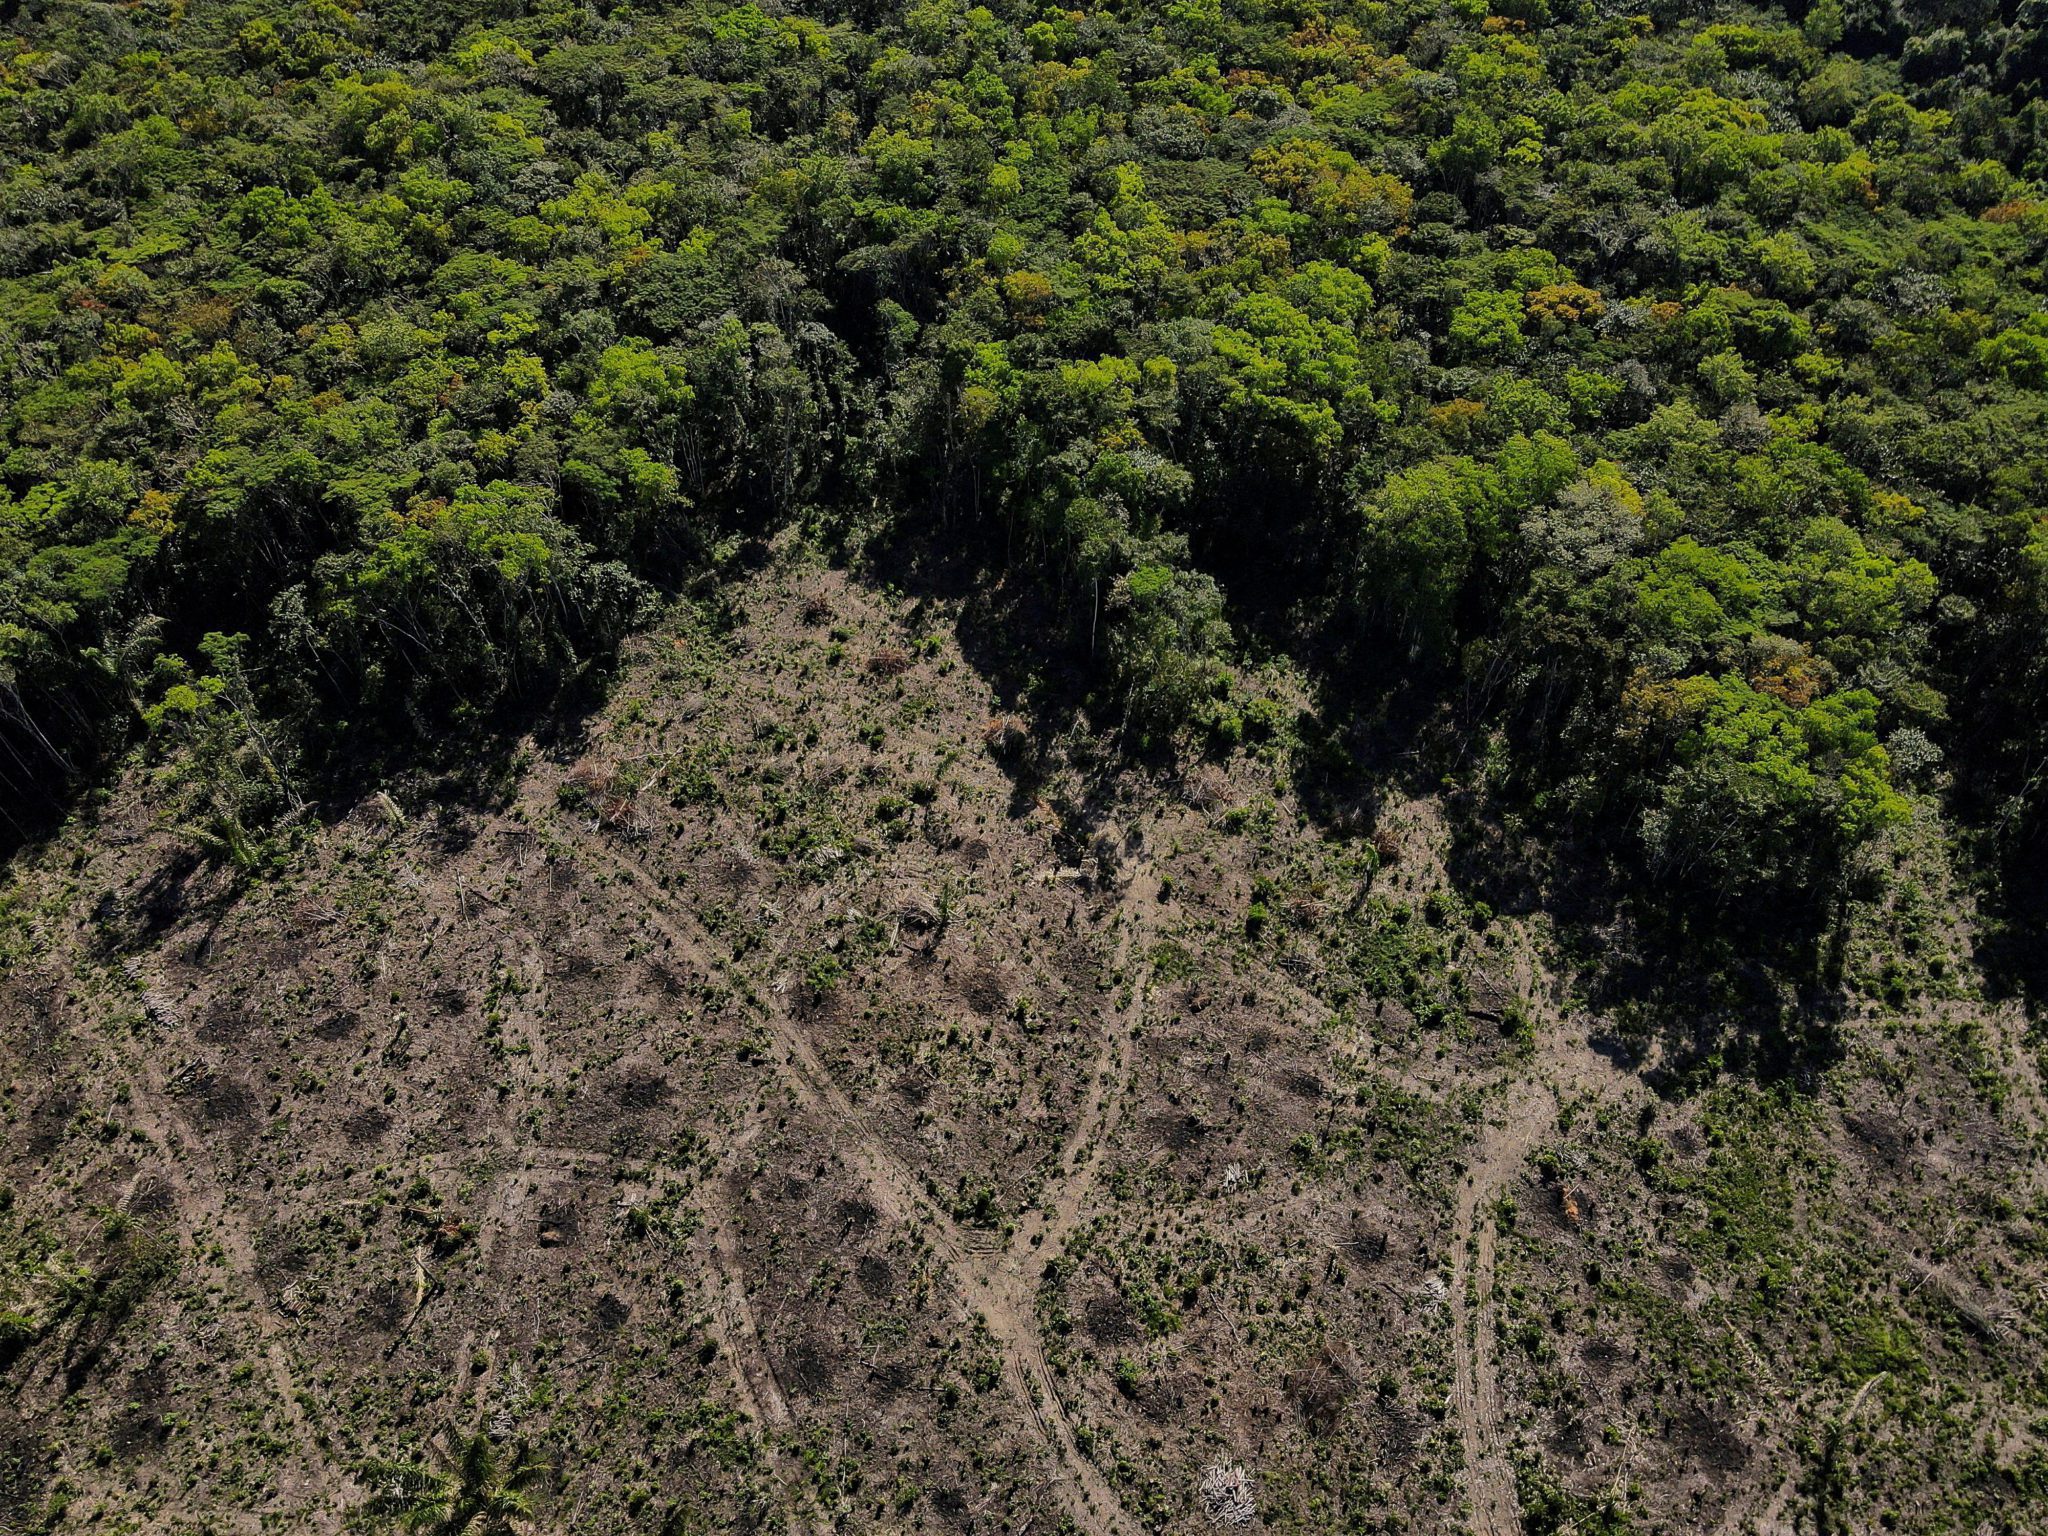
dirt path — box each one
[701,1195,791,1432]
[1007,874,1159,1266]
[696,1159,841,1536]
[978,864,1162,1535]
[1445,995,1651,1536]
[104,981,323,1496]
[574,841,966,1262]
[573,830,1156,1536]
[1448,1078,1555,1536]
[410,1113,833,1534]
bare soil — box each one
[2,549,2043,1536]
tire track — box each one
[580,839,965,1262]
[1007,881,1158,1267]
[1447,1020,1647,1536]
[696,1157,839,1536]
[1449,1079,1555,1536]
[574,830,1154,1536]
[400,1126,833,1535]
[983,872,1162,1535]
[102,981,322,1492]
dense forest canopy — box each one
[3,0,2048,914]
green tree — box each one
[1106,560,1233,741]
[1635,675,1906,896]
[357,1433,547,1536]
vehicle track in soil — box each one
[101,983,323,1504]
[1449,1078,1555,1536]
[1447,1015,1646,1536]
[696,1135,838,1536]
[982,868,1162,1534]
[406,1122,834,1534]
[573,827,1157,1536]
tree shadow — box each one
[1273,627,1854,1096]
[9,602,640,947]
[86,847,241,961]
[0,727,121,863]
[1287,659,1465,844]
[863,522,1851,1097]
[858,520,1137,838]
[1973,828,2048,1011]
[1444,798,1851,1093]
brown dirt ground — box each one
[2,548,2044,1536]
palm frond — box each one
[356,1458,453,1525]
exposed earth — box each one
[4,548,2045,1535]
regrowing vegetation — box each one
[2,0,2046,1533]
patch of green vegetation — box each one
[1327,898,1465,1030]
[1646,1089,1810,1277]
[1515,1451,1636,1536]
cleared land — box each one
[3,551,2044,1535]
